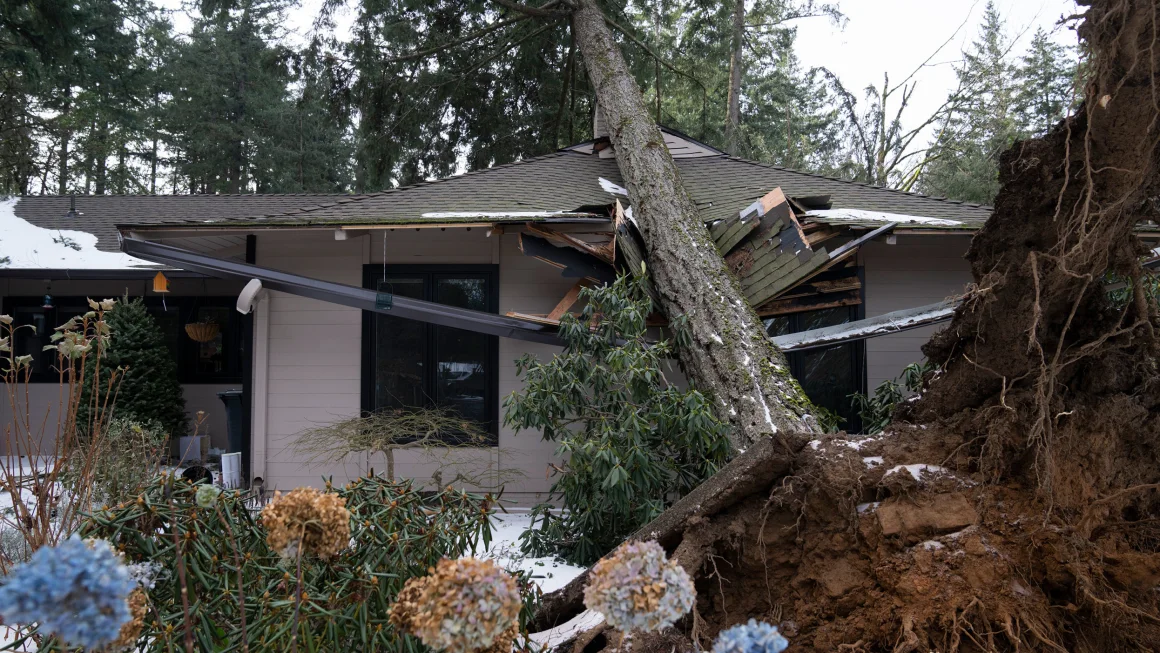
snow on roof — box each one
[806,208,965,228]
[0,198,157,270]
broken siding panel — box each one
[861,236,973,388]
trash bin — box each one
[217,389,245,454]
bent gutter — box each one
[120,237,564,347]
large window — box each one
[765,306,866,432]
[1,296,243,384]
[362,265,499,441]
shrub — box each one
[64,417,167,509]
[78,297,187,438]
[1,301,126,561]
[850,361,933,434]
[504,272,731,565]
[77,474,540,651]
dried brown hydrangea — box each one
[389,557,521,653]
[260,487,351,560]
[111,588,147,650]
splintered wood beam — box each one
[523,223,615,264]
[548,280,593,321]
[806,227,839,247]
[518,232,617,284]
[755,289,862,317]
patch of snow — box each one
[598,178,629,196]
[476,511,586,594]
[709,333,724,345]
[885,464,948,480]
[862,456,884,467]
[808,440,822,450]
[0,198,155,270]
[920,540,944,551]
[529,609,604,651]
[843,438,876,451]
[420,211,585,219]
[857,502,880,514]
[807,208,963,227]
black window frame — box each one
[361,264,500,444]
[765,303,867,433]
[0,295,244,384]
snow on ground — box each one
[0,197,155,270]
[806,208,964,227]
[477,510,587,594]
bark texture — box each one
[571,0,819,450]
[724,0,745,154]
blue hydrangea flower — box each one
[583,540,695,633]
[712,619,789,653]
[0,535,134,649]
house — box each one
[1,129,1020,504]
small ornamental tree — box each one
[79,298,187,438]
[505,272,731,565]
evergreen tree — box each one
[80,299,187,439]
[918,2,1019,205]
[1014,28,1077,136]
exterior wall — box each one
[0,276,245,454]
[252,228,577,504]
[861,234,974,389]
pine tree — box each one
[1014,28,1077,136]
[80,299,187,439]
[918,1,1019,205]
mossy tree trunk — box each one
[570,0,819,449]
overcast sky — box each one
[794,0,1080,128]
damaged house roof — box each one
[7,128,997,257]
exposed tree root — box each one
[531,0,1160,649]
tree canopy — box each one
[0,0,1078,204]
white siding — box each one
[254,228,581,504]
[861,234,973,389]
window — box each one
[765,306,866,432]
[1,296,242,384]
[362,265,499,441]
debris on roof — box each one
[805,208,967,229]
[0,198,157,270]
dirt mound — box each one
[532,0,1160,649]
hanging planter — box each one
[184,321,220,343]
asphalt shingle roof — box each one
[11,148,995,253]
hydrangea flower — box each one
[0,535,134,649]
[195,483,222,508]
[712,620,789,653]
[583,540,694,633]
[261,486,351,560]
[389,557,521,653]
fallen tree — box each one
[567,0,819,447]
[532,0,1160,649]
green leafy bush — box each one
[78,297,187,438]
[504,273,731,565]
[850,361,933,434]
[77,475,538,651]
[65,417,167,509]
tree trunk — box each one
[570,0,818,450]
[724,0,744,155]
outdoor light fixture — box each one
[41,294,53,309]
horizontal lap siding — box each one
[255,229,588,506]
[862,235,973,390]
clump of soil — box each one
[534,0,1160,649]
